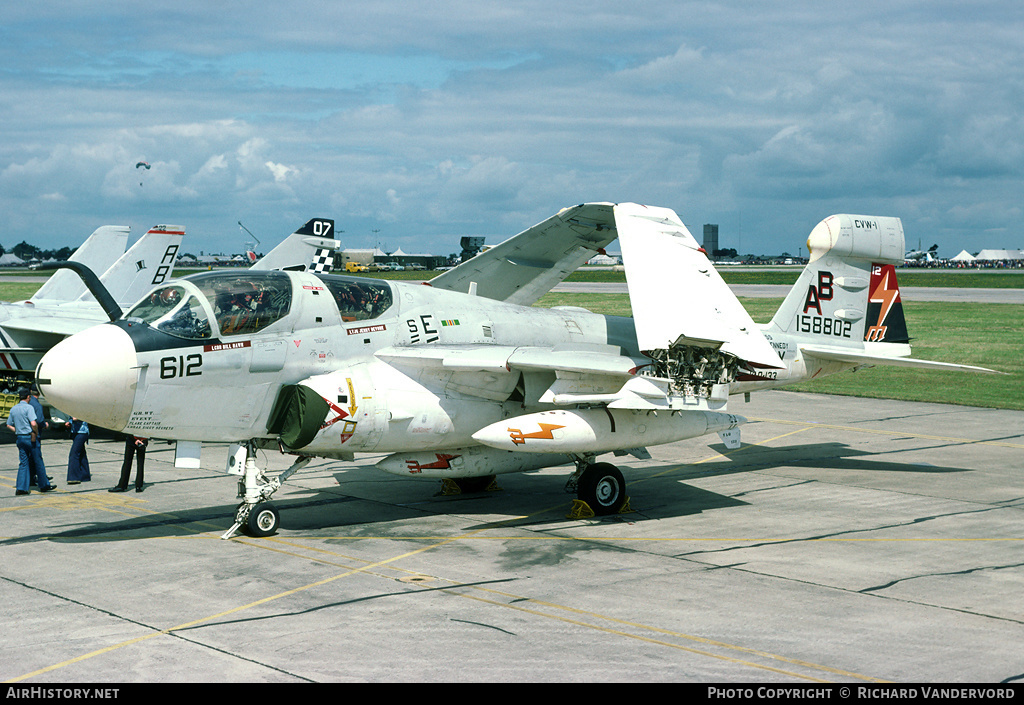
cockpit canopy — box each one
[123,271,394,341]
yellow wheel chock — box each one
[566,496,632,519]
[439,477,502,496]
[439,479,462,496]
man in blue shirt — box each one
[27,387,50,487]
[6,388,56,495]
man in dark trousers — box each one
[65,418,91,484]
[7,388,56,495]
[109,436,148,493]
[27,387,50,488]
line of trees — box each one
[0,242,77,261]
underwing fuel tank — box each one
[472,407,745,454]
[376,446,571,478]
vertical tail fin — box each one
[750,213,998,378]
[86,225,184,308]
[32,226,130,301]
[766,215,910,350]
[249,218,339,273]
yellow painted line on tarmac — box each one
[455,586,886,683]
[265,535,1024,543]
[5,525,502,683]
[209,532,887,682]
[4,499,849,683]
[189,525,888,682]
[637,424,816,483]
[748,417,1024,449]
[10,416,1007,683]
[0,483,245,535]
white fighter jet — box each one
[904,243,939,263]
[0,224,184,377]
[36,203,995,537]
[0,217,338,382]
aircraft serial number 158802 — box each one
[37,203,996,538]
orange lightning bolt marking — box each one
[507,423,565,445]
[869,268,899,327]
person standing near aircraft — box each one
[65,418,91,484]
[6,388,56,495]
[110,436,147,493]
[26,386,50,488]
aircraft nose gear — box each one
[565,457,630,518]
[234,502,280,538]
[221,442,311,539]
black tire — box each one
[454,475,496,494]
[246,503,280,537]
[577,463,626,515]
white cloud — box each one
[265,161,296,182]
[1,2,1023,254]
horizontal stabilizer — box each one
[0,311,104,337]
[800,344,1002,374]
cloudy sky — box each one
[2,2,1021,259]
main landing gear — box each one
[221,442,310,539]
[565,457,629,518]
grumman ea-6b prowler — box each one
[37,203,995,538]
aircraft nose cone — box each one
[37,324,138,431]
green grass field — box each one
[0,281,45,301]
[534,292,1024,411]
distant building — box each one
[375,247,446,270]
[703,224,719,257]
[341,248,381,267]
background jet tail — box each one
[32,225,130,302]
[249,218,339,273]
[79,224,184,308]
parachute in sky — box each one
[136,161,151,187]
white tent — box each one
[0,253,25,265]
[975,249,1024,261]
[950,249,976,262]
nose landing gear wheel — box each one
[577,462,626,516]
[246,502,280,537]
